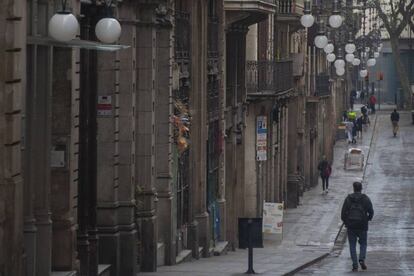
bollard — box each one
[412,110,414,125]
[246,219,255,274]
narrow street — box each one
[297,110,414,275]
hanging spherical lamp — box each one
[345,53,355,63]
[352,58,361,66]
[334,58,345,69]
[329,14,343,28]
[327,53,336,62]
[367,58,376,67]
[314,35,328,49]
[324,43,334,54]
[336,67,345,76]
[345,43,356,54]
[360,69,368,78]
[48,11,79,42]
[95,17,122,44]
[301,14,315,28]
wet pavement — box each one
[297,110,414,275]
[140,108,380,276]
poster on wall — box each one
[262,202,284,235]
[256,116,268,161]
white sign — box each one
[263,202,284,234]
[97,95,112,116]
[256,116,268,161]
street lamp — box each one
[49,11,79,42]
[324,43,335,54]
[329,0,343,29]
[300,1,314,28]
[327,53,336,62]
[48,0,122,43]
[95,18,122,43]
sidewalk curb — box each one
[281,253,330,276]
[282,115,379,276]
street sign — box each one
[97,95,112,116]
[256,116,267,161]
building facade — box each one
[0,0,347,275]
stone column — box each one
[225,24,248,250]
[154,0,176,266]
[216,0,227,242]
[135,2,158,271]
[115,3,139,275]
[50,47,79,271]
[0,0,25,274]
[188,0,210,258]
[95,49,120,276]
[26,45,53,276]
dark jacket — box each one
[341,192,374,231]
[391,111,400,122]
[318,160,328,178]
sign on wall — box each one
[256,116,268,161]
[262,202,284,235]
[97,95,112,116]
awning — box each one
[28,36,130,51]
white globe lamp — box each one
[345,53,354,63]
[360,69,368,78]
[48,12,79,42]
[301,14,315,28]
[327,53,336,62]
[324,43,334,54]
[367,58,376,67]
[334,59,345,69]
[345,43,356,54]
[329,14,343,28]
[314,35,328,49]
[352,58,361,66]
[336,67,345,76]
[95,18,122,44]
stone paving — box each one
[297,110,414,275]
[140,109,377,276]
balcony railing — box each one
[224,0,277,14]
[246,60,293,95]
[277,0,304,15]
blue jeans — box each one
[348,229,367,267]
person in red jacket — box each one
[369,94,377,114]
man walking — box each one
[317,156,332,194]
[390,109,400,137]
[341,182,374,272]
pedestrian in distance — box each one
[390,109,400,137]
[355,116,363,139]
[317,156,332,194]
[369,94,377,114]
[345,120,354,144]
[351,119,357,144]
[341,182,374,272]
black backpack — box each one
[346,197,366,228]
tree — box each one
[371,0,414,109]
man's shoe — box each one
[326,189,329,194]
[352,266,358,272]
[359,260,367,270]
